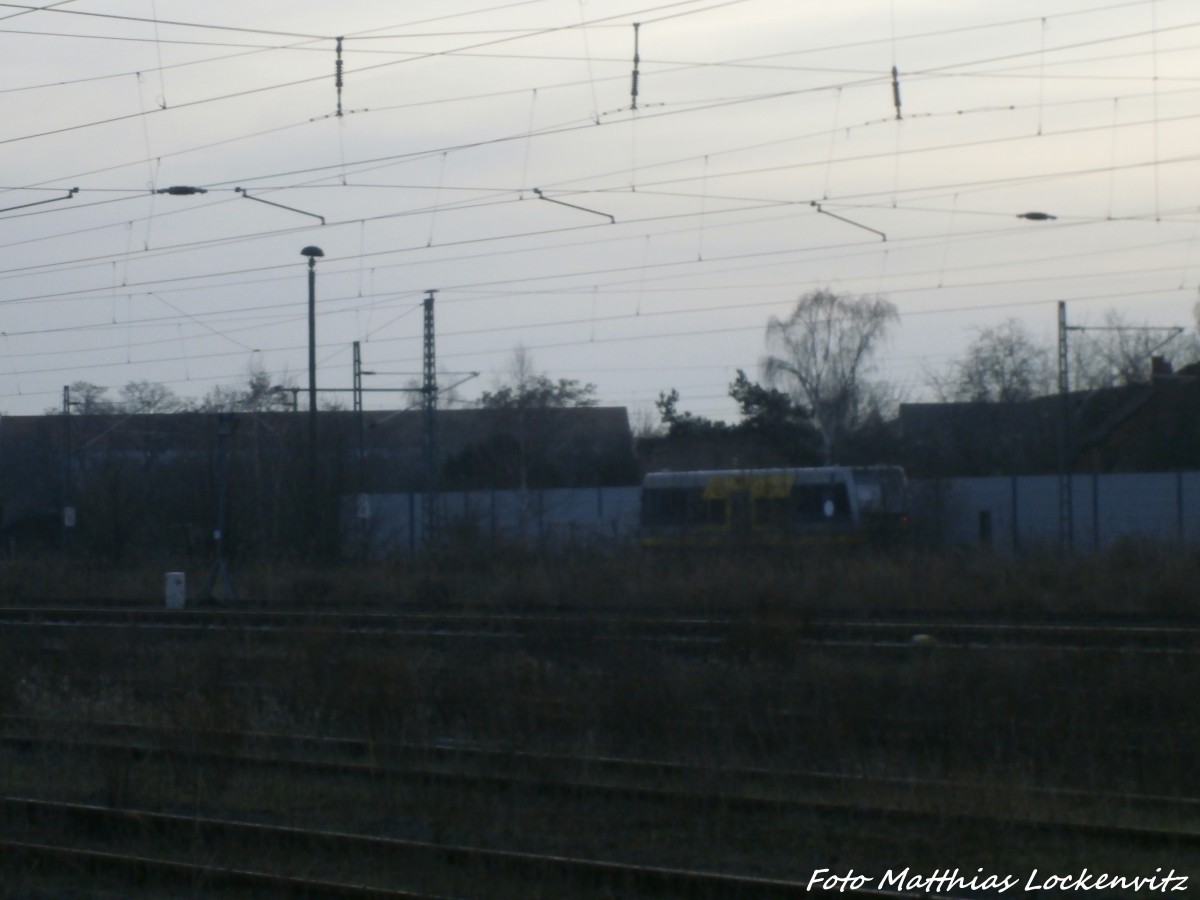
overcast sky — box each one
[0,0,1197,420]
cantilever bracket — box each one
[235,187,325,224]
[533,188,615,223]
[811,202,886,241]
[0,187,78,215]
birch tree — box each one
[763,289,898,463]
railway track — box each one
[4,701,1194,794]
[1,795,973,899]
[3,717,1197,846]
[5,597,1197,628]
[3,600,1193,895]
[4,605,1200,653]
[0,714,1193,800]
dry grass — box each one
[4,540,1199,619]
[0,545,1195,890]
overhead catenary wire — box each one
[2,209,1193,359]
[0,153,1196,323]
[6,70,1197,236]
[2,272,1184,405]
[0,1,1197,416]
[1,107,1193,290]
[0,0,1181,158]
[0,194,1185,360]
[2,9,1190,206]
[0,3,331,40]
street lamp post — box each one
[301,246,323,550]
[1017,213,1071,551]
[302,246,323,414]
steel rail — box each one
[0,838,458,899]
[0,795,946,900]
[5,713,1197,808]
[5,597,1200,630]
[3,729,1197,845]
[4,606,1200,653]
[5,605,1200,630]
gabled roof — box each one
[900,376,1200,476]
[899,398,1059,476]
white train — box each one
[639,466,907,547]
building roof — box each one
[899,374,1200,476]
[0,405,638,508]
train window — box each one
[643,486,723,527]
[642,488,691,526]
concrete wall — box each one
[914,471,1200,553]
[350,471,1200,556]
[347,487,642,556]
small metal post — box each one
[203,414,239,602]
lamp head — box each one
[300,245,324,259]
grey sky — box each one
[0,0,1196,419]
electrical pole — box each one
[353,340,365,482]
[1057,301,1074,552]
[422,290,438,548]
[61,385,72,553]
[353,340,368,555]
[1055,303,1181,553]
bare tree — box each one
[937,311,1196,402]
[763,289,898,463]
[401,365,471,410]
[941,319,1055,404]
[445,347,601,491]
[479,345,597,410]
[198,364,294,413]
[120,380,185,414]
[630,404,663,440]
[65,381,114,415]
[1071,310,1191,390]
